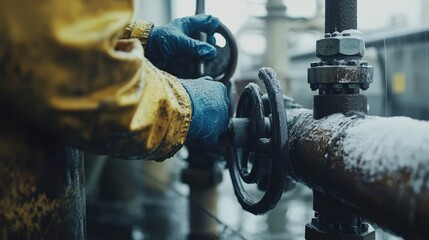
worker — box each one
[0,0,228,238]
[0,1,228,159]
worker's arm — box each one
[0,0,227,160]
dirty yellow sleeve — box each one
[0,0,191,161]
[122,19,154,50]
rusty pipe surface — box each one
[286,108,429,239]
[325,0,357,33]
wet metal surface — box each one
[287,108,429,239]
[325,0,357,33]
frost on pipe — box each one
[286,109,429,239]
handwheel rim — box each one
[227,67,289,215]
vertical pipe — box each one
[182,147,223,240]
[263,0,290,95]
[0,138,86,239]
[325,0,357,33]
[195,0,205,15]
[188,186,218,240]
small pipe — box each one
[325,0,357,33]
[195,0,205,15]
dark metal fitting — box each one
[333,60,347,65]
[313,94,368,119]
[311,62,319,68]
[310,84,318,91]
[348,60,359,66]
[360,83,370,90]
[308,65,373,91]
[316,30,365,58]
[332,31,341,37]
[227,118,250,147]
[360,61,369,66]
[181,168,223,188]
[324,33,332,38]
[330,83,359,90]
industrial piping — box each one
[286,108,429,239]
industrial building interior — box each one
[82,0,429,240]
[2,0,429,239]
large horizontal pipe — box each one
[286,108,429,239]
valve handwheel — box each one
[163,22,238,85]
[204,22,238,84]
[227,68,289,215]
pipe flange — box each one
[308,63,373,91]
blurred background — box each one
[86,1,429,239]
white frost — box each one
[340,116,429,193]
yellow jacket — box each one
[0,0,192,161]
[0,1,193,238]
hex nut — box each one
[316,30,365,57]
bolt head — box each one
[360,83,370,90]
[332,31,341,37]
[348,60,358,66]
[360,61,369,66]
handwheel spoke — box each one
[227,68,291,215]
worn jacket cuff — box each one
[122,19,154,50]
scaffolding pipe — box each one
[286,108,429,239]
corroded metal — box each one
[287,108,429,239]
[309,0,372,94]
[305,191,375,240]
[308,31,373,93]
[313,94,368,119]
[228,68,289,215]
[325,0,357,33]
[316,30,365,58]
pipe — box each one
[325,0,357,33]
[286,108,429,239]
[0,144,86,240]
[182,147,223,240]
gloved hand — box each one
[180,76,229,146]
[146,15,219,67]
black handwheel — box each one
[204,22,238,84]
[162,22,238,85]
[227,68,289,215]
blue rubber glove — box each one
[146,15,219,66]
[180,77,229,146]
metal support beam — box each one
[287,108,429,239]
